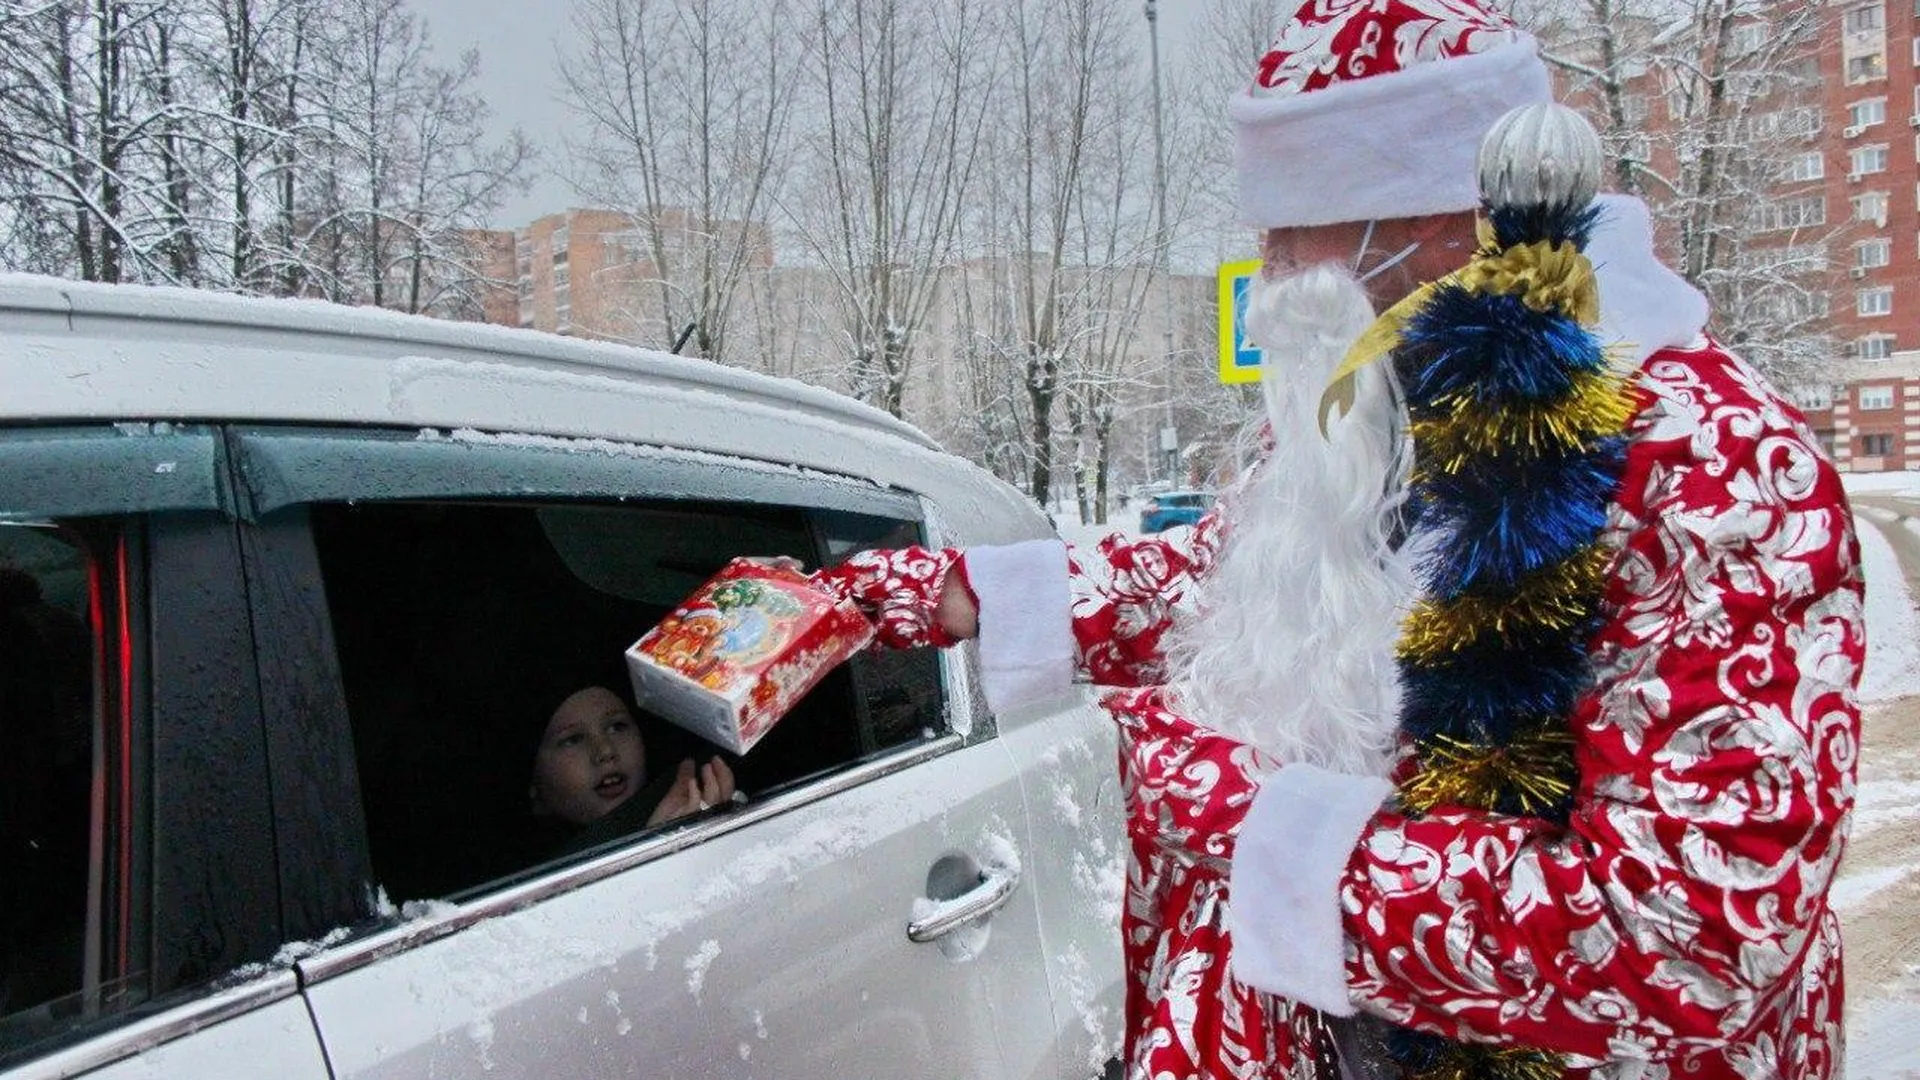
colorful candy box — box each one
[625,558,876,754]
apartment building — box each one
[1817,0,1920,470]
[1546,1,1920,471]
[470,209,775,346]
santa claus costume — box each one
[816,3,1864,1078]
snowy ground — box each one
[1837,472,1920,1080]
[1057,472,1920,1078]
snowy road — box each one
[1842,490,1920,1080]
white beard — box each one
[1160,264,1416,779]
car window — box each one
[0,426,290,1072]
[0,523,98,1052]
[0,517,156,1068]
[292,435,948,903]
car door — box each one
[235,426,1065,1080]
[0,424,330,1080]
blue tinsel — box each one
[1485,202,1605,250]
[1414,440,1627,594]
[1398,291,1609,406]
[1398,627,1603,744]
[1381,194,1617,1080]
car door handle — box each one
[906,866,1022,943]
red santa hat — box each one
[1230,0,1553,228]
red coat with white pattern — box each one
[816,339,1863,1080]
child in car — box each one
[529,685,736,857]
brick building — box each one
[1546,0,1920,471]
[1813,0,1920,470]
[469,208,775,347]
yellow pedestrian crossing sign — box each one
[1217,258,1265,384]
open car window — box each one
[273,429,950,903]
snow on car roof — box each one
[0,272,933,446]
[0,274,1052,546]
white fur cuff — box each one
[963,539,1074,714]
[1227,764,1392,1016]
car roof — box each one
[0,274,1050,545]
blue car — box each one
[1139,489,1215,533]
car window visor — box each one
[231,426,922,522]
[0,424,225,519]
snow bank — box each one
[1844,470,1920,496]
[1855,515,1920,702]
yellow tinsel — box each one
[1397,546,1616,663]
[1399,727,1577,816]
[1407,1044,1566,1080]
[1318,222,1601,434]
[1409,369,1636,477]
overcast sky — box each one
[405,0,1218,229]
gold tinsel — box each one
[1409,369,1636,478]
[1399,727,1577,816]
[1407,1043,1567,1080]
[1397,546,1615,664]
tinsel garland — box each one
[1379,199,1634,1080]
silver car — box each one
[0,277,1124,1079]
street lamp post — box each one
[1145,0,1179,484]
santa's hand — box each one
[1117,698,1274,869]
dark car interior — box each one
[309,498,943,901]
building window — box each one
[1753,106,1822,140]
[1846,3,1885,33]
[1794,384,1836,410]
[1757,195,1827,231]
[550,224,570,264]
[1858,286,1894,316]
[1858,237,1893,266]
[1851,145,1890,175]
[1913,37,1920,65]
[1753,241,1829,273]
[1781,152,1826,182]
[1849,53,1888,83]
[1862,432,1895,456]
[1729,20,1768,58]
[1858,334,1897,359]
[1861,385,1896,408]
[1853,190,1890,224]
[1851,98,1888,128]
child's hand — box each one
[647,757,738,826]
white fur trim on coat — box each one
[1230,39,1552,229]
[963,539,1074,714]
[1227,763,1393,1016]
[1588,194,1711,369]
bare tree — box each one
[0,0,172,282]
[1527,0,1838,386]
[968,0,1150,505]
[783,0,990,416]
[558,0,792,360]
[298,0,529,312]
[0,0,527,310]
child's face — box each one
[530,687,648,826]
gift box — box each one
[625,558,876,754]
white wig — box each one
[1161,264,1415,778]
